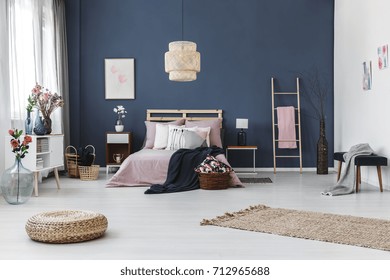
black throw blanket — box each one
[144,146,225,194]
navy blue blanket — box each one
[144,146,225,194]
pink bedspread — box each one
[106,149,242,187]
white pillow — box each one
[165,125,197,150]
[153,124,183,149]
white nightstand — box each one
[226,145,258,173]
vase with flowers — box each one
[0,129,34,204]
[30,83,64,134]
[25,95,36,135]
[113,105,127,132]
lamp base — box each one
[237,130,246,146]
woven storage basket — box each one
[65,145,80,178]
[198,172,231,190]
[25,210,108,244]
[79,165,100,181]
[78,145,98,180]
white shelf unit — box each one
[4,134,64,196]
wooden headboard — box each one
[146,109,223,126]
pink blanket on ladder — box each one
[277,106,297,149]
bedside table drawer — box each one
[107,133,129,143]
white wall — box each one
[335,0,390,189]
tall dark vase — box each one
[317,119,328,174]
[43,116,52,134]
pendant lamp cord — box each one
[181,0,184,41]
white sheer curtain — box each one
[0,0,11,174]
[8,0,68,135]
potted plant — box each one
[113,105,127,132]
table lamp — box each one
[236,118,248,146]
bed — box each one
[106,109,242,188]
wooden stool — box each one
[334,152,387,193]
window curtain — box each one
[0,0,11,174]
[7,0,69,144]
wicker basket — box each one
[79,165,100,181]
[198,172,231,190]
[65,145,80,178]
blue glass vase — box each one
[33,109,46,135]
[0,158,34,204]
[25,110,33,135]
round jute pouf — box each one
[25,210,108,244]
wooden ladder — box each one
[271,77,302,174]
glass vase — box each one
[0,158,34,204]
[317,119,328,174]
[25,110,33,135]
[33,109,46,135]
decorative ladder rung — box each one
[275,155,301,158]
[273,92,298,95]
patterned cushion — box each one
[195,155,233,173]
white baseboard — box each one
[233,167,337,173]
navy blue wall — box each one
[65,0,334,168]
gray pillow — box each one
[183,130,206,149]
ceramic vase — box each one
[115,116,124,132]
[43,116,52,134]
[317,119,328,174]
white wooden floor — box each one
[1,170,390,260]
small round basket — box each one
[198,172,231,190]
[25,210,108,244]
[78,165,100,181]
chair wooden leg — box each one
[356,165,360,193]
[377,166,384,192]
[337,161,342,181]
[359,166,361,184]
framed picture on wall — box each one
[105,58,135,99]
[362,60,372,91]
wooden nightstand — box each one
[226,145,258,173]
[106,132,132,174]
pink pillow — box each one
[144,119,185,149]
[185,119,222,148]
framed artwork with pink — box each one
[105,58,135,99]
[377,44,388,70]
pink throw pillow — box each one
[144,119,185,149]
[185,119,222,148]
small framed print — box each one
[105,58,135,99]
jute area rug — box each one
[201,204,390,251]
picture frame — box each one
[105,58,135,99]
